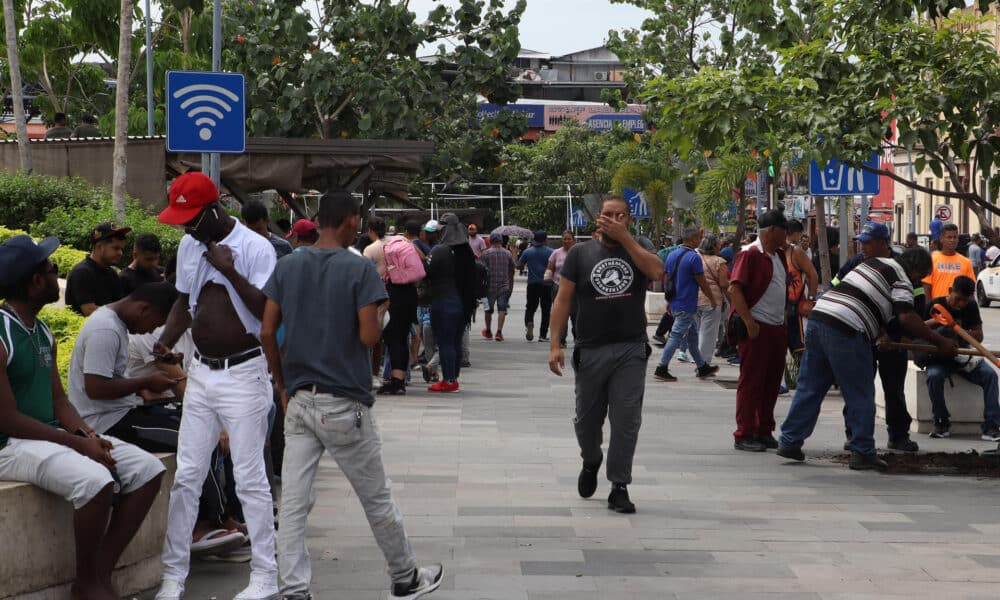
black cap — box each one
[533,230,547,244]
[758,210,788,230]
[0,235,60,288]
[91,222,132,245]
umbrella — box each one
[491,225,533,239]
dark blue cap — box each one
[929,219,943,240]
[0,235,60,288]
[854,221,890,242]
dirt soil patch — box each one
[822,450,1000,477]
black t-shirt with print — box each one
[65,257,124,315]
[560,237,655,347]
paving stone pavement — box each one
[139,277,1000,600]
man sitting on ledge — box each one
[923,275,1000,441]
[0,235,165,600]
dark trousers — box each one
[525,282,553,337]
[384,283,417,376]
[734,323,788,440]
[107,405,229,525]
[431,295,465,382]
[573,342,648,485]
[843,348,912,441]
[552,284,577,344]
[654,311,674,338]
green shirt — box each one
[0,308,57,449]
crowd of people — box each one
[1,175,999,599]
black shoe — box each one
[758,434,779,449]
[651,334,667,346]
[539,335,550,342]
[696,364,719,378]
[390,564,443,599]
[843,440,851,452]
[653,365,676,382]
[607,484,636,514]
[577,463,600,498]
[887,436,919,452]
[525,323,534,341]
[377,378,406,395]
[461,360,471,368]
[982,427,1000,442]
[776,445,805,462]
[420,364,432,383]
[734,438,766,452]
[929,422,950,438]
[849,452,888,471]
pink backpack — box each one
[383,236,426,284]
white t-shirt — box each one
[127,325,195,379]
[174,218,276,337]
[68,307,140,434]
[750,250,787,326]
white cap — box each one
[423,219,441,232]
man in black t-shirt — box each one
[119,232,165,295]
[923,276,1000,440]
[549,195,663,514]
[65,222,130,316]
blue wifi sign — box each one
[166,71,246,153]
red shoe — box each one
[481,328,493,340]
[428,381,451,392]
[495,332,504,342]
[446,381,460,392]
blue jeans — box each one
[431,295,465,382]
[779,320,877,456]
[926,360,1000,431]
[658,310,704,368]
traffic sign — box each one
[623,188,651,218]
[934,204,953,222]
[808,153,880,196]
[568,207,589,228]
[166,71,246,153]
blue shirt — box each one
[665,246,704,313]
[519,244,554,284]
[719,246,734,264]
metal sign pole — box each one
[209,0,222,186]
[499,183,505,227]
[144,0,154,136]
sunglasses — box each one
[184,206,212,234]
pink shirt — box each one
[550,246,570,285]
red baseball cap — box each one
[158,172,219,225]
[286,218,318,239]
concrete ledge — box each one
[876,362,993,435]
[0,453,174,599]
[645,293,666,323]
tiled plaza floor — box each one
[143,278,1000,600]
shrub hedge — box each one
[0,172,108,231]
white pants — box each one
[160,354,277,582]
[0,433,164,509]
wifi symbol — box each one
[172,83,241,141]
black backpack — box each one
[475,261,491,299]
[663,247,692,302]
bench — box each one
[875,362,996,435]
[0,453,175,599]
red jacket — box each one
[729,242,788,313]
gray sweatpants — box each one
[572,341,648,485]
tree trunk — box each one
[4,0,31,172]
[734,185,747,244]
[112,0,133,222]
[815,195,832,290]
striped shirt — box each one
[810,258,914,340]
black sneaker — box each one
[887,436,919,452]
[390,564,443,599]
[843,440,851,452]
[420,365,432,383]
[538,336,550,342]
[982,427,1000,442]
[461,360,471,368]
[651,334,666,346]
[734,438,766,452]
[525,323,534,341]
[607,484,636,514]
[696,364,719,378]
[653,365,677,382]
[776,445,805,462]
[577,463,600,498]
[377,378,406,395]
[929,423,950,438]
[282,593,312,600]
[758,434,779,449]
[849,452,888,471]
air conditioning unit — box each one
[594,71,609,81]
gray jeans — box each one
[572,342,648,485]
[277,390,416,596]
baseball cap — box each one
[423,219,441,233]
[757,209,788,230]
[489,231,503,242]
[91,222,132,245]
[929,219,943,240]
[0,234,60,288]
[854,221,890,242]
[158,172,219,225]
[286,218,317,239]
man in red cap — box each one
[152,172,280,600]
[286,219,318,249]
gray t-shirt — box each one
[262,246,388,406]
[68,306,139,433]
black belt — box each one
[195,347,262,370]
[292,384,337,396]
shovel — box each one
[881,342,999,358]
[929,304,1000,368]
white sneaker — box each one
[390,564,443,599]
[154,578,184,600]
[233,573,280,600]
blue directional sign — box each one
[623,188,651,218]
[568,207,589,228]
[166,71,246,153]
[809,153,880,196]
